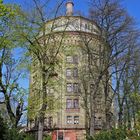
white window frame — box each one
[74,116,79,124]
[67,116,73,124]
[67,83,73,92]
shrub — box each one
[87,127,140,140]
[43,135,52,140]
[87,128,127,140]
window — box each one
[66,68,72,77]
[73,55,78,64]
[66,83,73,92]
[88,24,91,30]
[66,55,78,64]
[73,83,79,93]
[85,24,88,30]
[74,116,79,124]
[95,116,102,129]
[67,116,72,124]
[58,132,63,140]
[66,56,73,63]
[73,68,78,77]
[73,99,79,109]
[66,99,73,109]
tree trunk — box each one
[126,99,131,129]
[118,109,123,126]
[85,98,90,136]
[89,95,95,136]
[90,111,95,136]
[38,118,44,140]
[37,66,48,140]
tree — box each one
[82,0,140,136]
[15,0,69,139]
[0,1,27,128]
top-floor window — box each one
[66,56,73,63]
[85,24,88,30]
[66,55,78,64]
[73,55,78,64]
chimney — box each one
[66,1,74,16]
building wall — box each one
[28,16,112,139]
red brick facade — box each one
[52,130,85,140]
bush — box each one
[87,127,140,140]
[0,114,34,140]
[43,135,52,140]
[3,128,34,140]
[87,128,127,140]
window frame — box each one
[66,83,73,93]
[73,83,79,93]
[73,55,78,64]
[66,56,73,63]
[66,68,72,78]
[73,68,78,77]
[74,116,79,124]
[73,99,79,109]
[66,116,73,124]
[66,99,73,109]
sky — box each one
[4,0,140,25]
[3,0,140,90]
[122,0,140,24]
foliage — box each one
[87,127,140,140]
[0,114,9,140]
[0,1,28,128]
[43,135,52,140]
[135,111,140,136]
[0,114,34,140]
